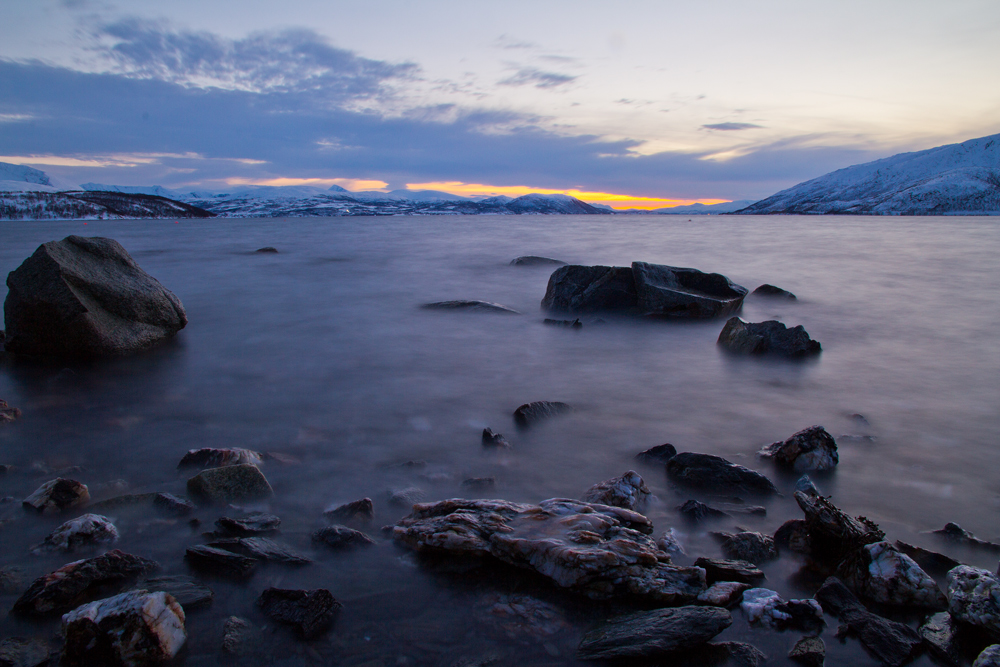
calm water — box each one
[1,214,998,665]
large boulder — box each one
[667,453,778,496]
[3,236,187,359]
[393,497,706,603]
[576,606,732,660]
[718,317,821,357]
[541,265,638,313]
[186,464,273,503]
[759,426,839,471]
[841,541,947,609]
[31,513,118,553]
[947,566,1000,641]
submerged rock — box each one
[576,606,732,660]
[152,492,194,516]
[919,611,961,666]
[582,470,650,511]
[841,540,947,609]
[312,525,375,550]
[421,300,520,314]
[752,284,797,300]
[475,593,571,643]
[693,558,766,585]
[513,401,571,428]
[323,497,374,524]
[257,587,341,639]
[184,545,257,579]
[388,486,426,508]
[393,497,706,603]
[139,575,213,610]
[718,317,822,357]
[255,246,278,253]
[481,428,511,448]
[740,588,824,631]
[635,443,677,465]
[759,426,839,472]
[0,398,22,423]
[667,453,778,496]
[934,522,1000,552]
[22,478,90,514]
[215,512,281,536]
[62,590,185,667]
[788,636,825,667]
[462,476,497,492]
[510,256,566,266]
[208,537,311,565]
[3,236,188,359]
[947,566,1000,641]
[720,532,778,565]
[31,513,118,553]
[13,550,158,616]
[177,447,263,469]
[186,464,273,503]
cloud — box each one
[498,68,577,89]
[494,35,538,50]
[702,122,764,131]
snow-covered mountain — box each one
[738,134,1000,215]
[615,200,756,214]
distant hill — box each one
[737,133,1000,215]
[0,191,214,220]
[615,200,756,214]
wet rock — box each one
[841,540,947,609]
[475,593,571,642]
[894,541,960,576]
[919,611,961,666]
[0,637,51,667]
[0,399,22,423]
[775,519,812,555]
[796,475,821,496]
[0,565,26,593]
[667,453,778,496]
[788,636,825,667]
[680,641,767,667]
[222,616,254,656]
[582,470,650,511]
[543,318,582,328]
[576,606,732,660]
[31,513,118,553]
[208,537,311,565]
[62,590,186,667]
[657,529,686,556]
[513,401,571,428]
[694,558,766,585]
[635,443,677,465]
[215,511,281,536]
[323,497,374,524]
[752,284,797,299]
[947,566,1000,641]
[815,577,922,667]
[461,476,497,492]
[388,487,426,508]
[718,317,822,357]
[22,478,89,514]
[139,575,213,610]
[510,256,565,266]
[393,498,707,603]
[934,522,1000,552]
[632,262,748,318]
[186,464,273,503]
[12,550,158,616]
[794,491,884,564]
[741,588,824,631]
[312,525,375,550]
[481,428,511,448]
[697,581,751,607]
[759,426,839,472]
[540,265,639,314]
[177,447,263,469]
[0,463,15,474]
[184,545,257,579]
[3,236,188,359]
[256,587,341,639]
[150,493,193,516]
[975,645,1000,667]
[87,492,157,513]
[421,300,520,314]
[255,246,278,253]
[720,532,778,565]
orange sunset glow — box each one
[406,182,729,210]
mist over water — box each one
[1,214,998,665]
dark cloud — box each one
[498,68,576,89]
[702,122,763,131]
[90,19,416,100]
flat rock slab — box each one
[139,575,213,610]
[22,478,89,514]
[577,606,732,660]
[759,425,839,472]
[208,537,311,565]
[184,545,257,579]
[421,300,519,314]
[894,540,960,576]
[694,558,766,585]
[513,401,571,428]
[667,453,778,496]
[718,317,821,357]
[257,587,341,639]
[186,464,273,503]
[13,550,159,616]
[312,525,375,550]
[394,497,706,603]
[3,236,187,359]
[215,512,281,536]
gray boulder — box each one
[186,464,273,503]
[577,606,732,660]
[947,566,1000,641]
[582,470,650,511]
[541,265,638,313]
[667,452,778,495]
[760,426,839,471]
[841,540,947,609]
[975,645,1000,667]
[4,236,187,359]
[718,317,821,357]
[632,262,747,318]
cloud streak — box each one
[702,122,764,131]
[498,68,577,89]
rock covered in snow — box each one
[22,478,89,514]
[717,318,821,357]
[740,588,824,631]
[576,606,732,660]
[947,566,1000,641]
[31,513,118,553]
[667,453,778,496]
[177,447,263,469]
[582,470,650,511]
[841,540,947,609]
[393,497,706,603]
[759,426,838,471]
[186,464,273,503]
[61,590,185,666]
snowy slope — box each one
[0,162,51,186]
[738,134,1000,215]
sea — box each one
[0,214,998,665]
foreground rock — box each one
[635,443,677,465]
[788,636,825,667]
[13,550,158,616]
[759,426,839,472]
[841,540,947,609]
[513,401,571,427]
[947,566,1000,641]
[22,478,89,514]
[208,537,311,565]
[740,588,824,631]
[31,513,118,553]
[186,464,273,502]
[582,470,650,511]
[794,490,884,564]
[177,447,263,469]
[576,606,732,660]
[323,497,374,524]
[62,590,185,666]
[0,398,22,423]
[481,428,512,448]
[139,575,213,609]
[3,236,187,359]
[215,511,280,536]
[919,611,961,666]
[421,300,519,314]
[667,453,778,495]
[976,646,1000,667]
[257,588,341,639]
[393,498,706,603]
[312,525,375,550]
[752,284,797,300]
[0,637,51,667]
[815,577,922,667]
[718,318,822,357]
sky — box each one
[1,0,998,209]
